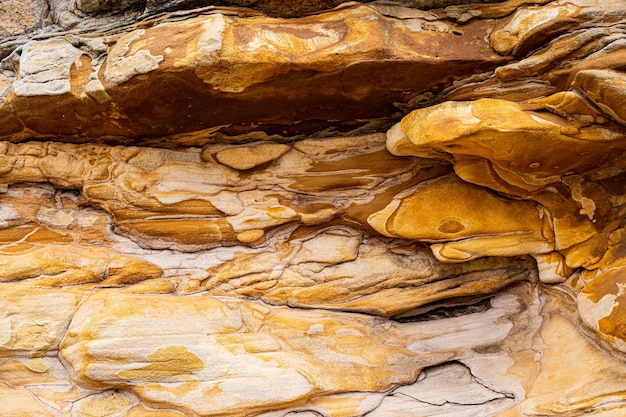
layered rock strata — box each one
[1,0,626,416]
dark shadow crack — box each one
[392,390,513,407]
[394,295,494,323]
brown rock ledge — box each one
[0,4,508,144]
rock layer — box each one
[0,4,508,144]
[1,0,626,416]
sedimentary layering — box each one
[1,0,626,416]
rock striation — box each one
[1,0,626,416]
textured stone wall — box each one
[1,0,626,416]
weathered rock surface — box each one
[0,4,509,144]
[1,0,626,416]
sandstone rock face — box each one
[1,0,626,416]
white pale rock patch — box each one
[59,290,446,415]
[104,29,164,86]
[150,163,237,204]
[196,14,227,65]
[71,390,139,417]
[13,39,84,96]
[0,317,12,346]
[0,203,19,227]
[368,362,515,417]
[60,293,321,415]
[577,290,620,331]
[111,227,269,275]
[228,204,299,232]
[533,252,572,284]
[406,293,517,354]
[291,228,361,265]
[36,206,75,228]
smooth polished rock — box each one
[212,142,290,170]
[0,285,82,357]
[367,362,515,416]
[386,98,626,260]
[368,173,554,261]
[0,244,162,286]
[387,99,626,191]
[0,384,60,417]
[59,284,538,417]
[60,291,428,416]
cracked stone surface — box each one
[1,0,626,416]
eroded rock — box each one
[205,225,536,316]
[368,173,554,261]
[60,284,537,417]
[0,0,625,416]
[0,4,508,143]
[60,291,425,416]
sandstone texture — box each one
[0,0,626,416]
